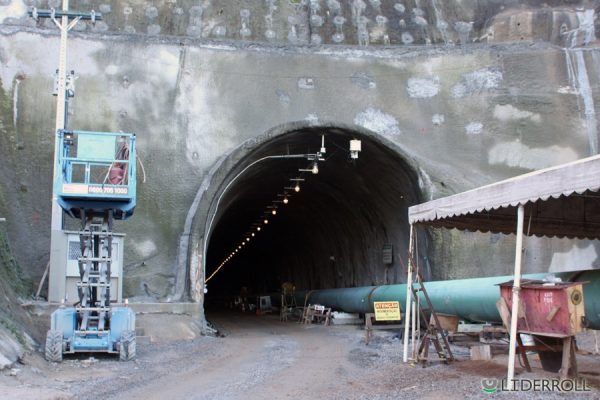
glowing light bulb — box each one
[257,226,261,231]
[283,197,289,204]
[294,183,300,192]
[272,209,277,215]
[251,232,255,237]
[246,237,250,242]
[264,219,269,224]
[312,163,319,174]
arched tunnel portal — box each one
[203,125,423,306]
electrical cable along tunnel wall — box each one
[202,126,423,303]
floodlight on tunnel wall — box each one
[350,139,362,159]
[298,161,319,175]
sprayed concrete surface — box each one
[0,1,600,323]
[2,23,600,300]
[0,313,599,399]
[1,2,600,397]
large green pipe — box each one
[295,269,600,330]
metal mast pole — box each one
[28,2,101,301]
[49,0,77,286]
[506,204,525,390]
[402,224,414,363]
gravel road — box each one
[1,312,599,399]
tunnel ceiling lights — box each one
[207,134,341,284]
[350,139,362,159]
[277,193,290,204]
[298,161,319,175]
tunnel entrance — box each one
[204,126,421,308]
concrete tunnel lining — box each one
[196,123,425,305]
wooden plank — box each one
[496,297,512,330]
[370,324,403,330]
[559,337,578,379]
[546,305,561,322]
[470,345,492,361]
[365,313,403,344]
[560,337,571,380]
[519,345,563,352]
[516,334,532,372]
[430,313,459,333]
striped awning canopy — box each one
[408,155,600,239]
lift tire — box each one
[45,330,63,363]
[119,330,136,361]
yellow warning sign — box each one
[374,301,401,321]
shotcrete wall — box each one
[0,1,599,304]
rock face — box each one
[0,225,33,368]
[1,0,597,47]
[0,1,599,308]
[0,325,28,369]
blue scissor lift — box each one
[46,129,137,362]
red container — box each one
[499,280,586,337]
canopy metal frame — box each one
[404,154,600,389]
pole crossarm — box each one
[29,8,102,23]
[27,0,103,293]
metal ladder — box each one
[76,210,113,334]
[411,268,454,366]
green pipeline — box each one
[294,269,600,330]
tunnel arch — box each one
[181,121,427,308]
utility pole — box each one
[28,2,101,301]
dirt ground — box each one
[1,312,599,400]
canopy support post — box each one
[403,224,415,363]
[507,204,525,390]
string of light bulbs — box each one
[204,136,362,286]
[205,160,320,283]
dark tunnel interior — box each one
[205,127,422,305]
